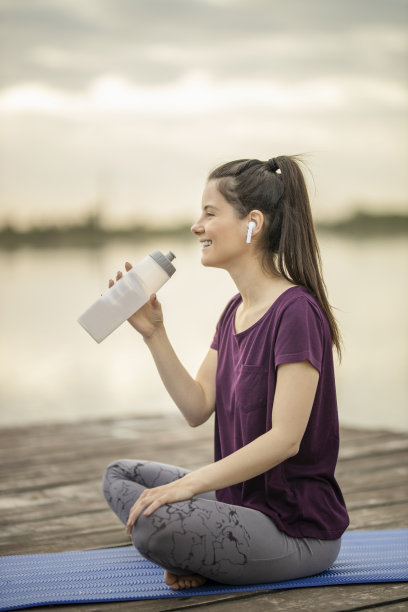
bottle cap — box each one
[149,250,176,277]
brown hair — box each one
[208,156,342,360]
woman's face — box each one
[191,180,248,270]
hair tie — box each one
[267,158,279,172]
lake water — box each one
[0,234,407,432]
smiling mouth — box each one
[201,240,212,249]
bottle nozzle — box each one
[149,250,176,277]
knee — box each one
[102,460,127,501]
[103,458,137,479]
[132,510,173,563]
[103,460,121,478]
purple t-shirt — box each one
[211,285,349,539]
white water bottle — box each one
[78,250,176,343]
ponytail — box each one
[274,156,342,360]
[208,156,343,360]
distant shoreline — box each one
[0,211,407,249]
[316,210,408,238]
[0,217,193,249]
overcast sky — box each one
[0,0,407,227]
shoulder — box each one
[274,287,330,371]
[275,286,327,336]
[277,286,324,319]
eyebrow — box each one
[203,204,218,211]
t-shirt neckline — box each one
[233,285,303,337]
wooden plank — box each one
[1,419,407,611]
[337,450,408,478]
[179,584,408,612]
[22,583,408,611]
[336,459,408,493]
[348,502,408,530]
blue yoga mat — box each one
[0,529,407,611]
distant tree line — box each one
[316,210,408,237]
[0,213,193,249]
[0,210,407,249]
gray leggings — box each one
[102,459,341,586]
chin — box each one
[201,256,213,267]
[200,248,227,270]
[201,254,215,268]
[201,256,224,270]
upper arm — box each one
[195,348,218,423]
[271,360,319,452]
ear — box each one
[246,210,264,237]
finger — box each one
[143,496,165,517]
[125,261,133,271]
[126,507,145,533]
[125,501,145,533]
[125,494,165,533]
[126,511,138,534]
[126,503,140,530]
[125,483,170,532]
[116,270,123,281]
[125,522,133,535]
[108,279,114,288]
[149,294,160,308]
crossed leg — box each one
[103,459,341,588]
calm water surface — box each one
[0,234,407,431]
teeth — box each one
[201,240,212,248]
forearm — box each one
[184,428,298,495]
[144,325,211,427]
[126,362,317,528]
[127,426,298,530]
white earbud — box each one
[246,221,256,244]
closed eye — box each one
[203,205,218,216]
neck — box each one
[227,254,292,308]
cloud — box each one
[1,70,406,117]
[0,0,407,90]
[0,0,406,225]
[0,74,341,114]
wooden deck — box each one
[0,414,407,611]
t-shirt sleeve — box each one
[274,297,324,373]
[210,322,219,350]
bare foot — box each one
[164,570,207,590]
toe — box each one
[164,571,179,588]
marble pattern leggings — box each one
[102,459,341,586]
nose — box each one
[191,218,203,236]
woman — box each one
[103,156,349,590]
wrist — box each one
[143,323,166,345]
[182,469,212,498]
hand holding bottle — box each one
[109,262,164,339]
[78,249,176,343]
